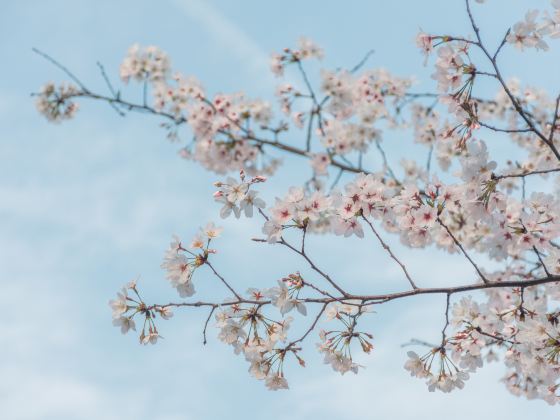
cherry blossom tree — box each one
[35,0,560,402]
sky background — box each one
[2,0,560,419]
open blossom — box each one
[262,220,283,243]
[265,373,289,390]
[310,153,331,175]
[113,316,136,334]
[109,289,129,319]
[404,351,430,378]
[416,31,434,63]
[297,37,324,60]
[214,174,266,219]
[159,224,223,297]
[202,222,223,239]
[161,251,195,297]
[265,279,307,316]
[270,53,285,77]
[141,329,161,345]
[506,10,549,51]
[263,187,334,241]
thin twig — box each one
[441,293,451,344]
[279,238,350,297]
[205,260,242,300]
[479,121,532,134]
[32,48,90,93]
[287,303,327,347]
[350,49,375,74]
[533,245,551,277]
[202,305,217,345]
[362,216,418,289]
[401,338,437,348]
[493,167,560,180]
[96,61,118,98]
[438,218,489,284]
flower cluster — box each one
[417,34,482,147]
[270,36,324,77]
[317,302,373,375]
[35,82,79,122]
[443,286,560,404]
[263,272,308,316]
[160,222,223,297]
[320,68,412,123]
[506,3,560,51]
[213,170,267,219]
[405,348,470,393]
[263,186,332,242]
[109,280,173,344]
[215,300,297,390]
[120,44,170,83]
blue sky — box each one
[1,0,559,419]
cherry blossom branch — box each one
[465,0,560,161]
[244,133,363,174]
[478,121,532,134]
[474,326,518,345]
[38,9,560,397]
[146,273,560,310]
[493,167,560,180]
[137,272,560,356]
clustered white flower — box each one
[160,222,223,297]
[35,82,79,122]
[264,272,308,316]
[404,349,470,393]
[317,302,373,375]
[506,2,560,51]
[108,279,173,345]
[213,170,267,219]
[443,288,560,404]
[120,44,171,83]
[270,36,324,77]
[215,294,298,390]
